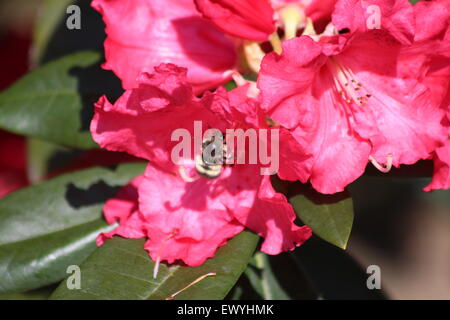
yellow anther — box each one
[270,32,283,54]
[279,5,305,40]
[302,17,317,37]
[243,41,266,73]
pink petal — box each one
[258,36,371,194]
[138,164,246,266]
[424,140,450,191]
[211,84,267,129]
[413,0,450,42]
[341,32,448,166]
[92,0,237,94]
[333,0,450,44]
[259,22,450,193]
[332,0,415,44]
[258,36,326,129]
[91,64,225,169]
[277,128,312,183]
[272,0,337,31]
[194,0,275,41]
[96,176,147,245]
[233,175,312,255]
[305,0,337,23]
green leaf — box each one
[245,253,290,300]
[0,286,55,300]
[0,163,145,294]
[224,80,237,91]
[0,51,122,149]
[26,138,67,183]
[244,252,317,300]
[50,232,259,300]
[290,186,354,249]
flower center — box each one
[328,58,372,106]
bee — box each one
[195,133,232,179]
[195,154,222,179]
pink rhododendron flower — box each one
[332,0,415,44]
[408,0,450,43]
[273,0,338,32]
[91,64,311,266]
[332,0,450,44]
[96,168,247,268]
[138,164,247,266]
[96,176,147,245]
[302,0,337,27]
[92,0,237,93]
[194,0,337,41]
[257,0,450,194]
[425,140,450,192]
[425,89,450,191]
[194,0,276,41]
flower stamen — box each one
[165,273,217,300]
[369,154,393,173]
[270,32,283,54]
[329,58,373,107]
[231,71,248,87]
[242,41,265,73]
[280,5,305,40]
[301,17,316,36]
[153,229,179,279]
[231,71,260,98]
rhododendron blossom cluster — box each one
[91,0,450,268]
